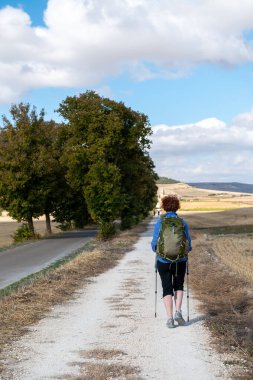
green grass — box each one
[0,239,97,298]
[194,225,253,235]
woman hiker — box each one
[151,194,192,328]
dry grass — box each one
[0,220,149,374]
[189,232,253,379]
[181,207,253,229]
[69,362,141,380]
[62,348,141,380]
[80,348,126,360]
[212,235,253,283]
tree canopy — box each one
[0,103,61,235]
[57,91,158,236]
[0,92,158,239]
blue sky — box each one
[0,0,47,26]
[1,0,253,182]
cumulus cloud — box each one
[150,114,253,182]
[1,0,253,102]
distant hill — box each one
[156,177,180,184]
[188,182,253,194]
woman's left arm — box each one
[183,221,192,252]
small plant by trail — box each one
[12,224,40,243]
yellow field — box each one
[212,235,253,283]
[180,200,250,211]
[157,183,253,211]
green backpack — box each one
[156,216,187,261]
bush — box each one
[56,221,74,231]
[12,224,40,243]
[98,221,116,239]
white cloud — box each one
[1,0,253,102]
[150,114,253,182]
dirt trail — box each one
[1,220,230,380]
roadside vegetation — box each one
[156,176,179,184]
[190,227,253,379]
[12,223,41,243]
[0,92,158,240]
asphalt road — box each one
[0,229,97,289]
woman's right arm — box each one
[151,219,161,253]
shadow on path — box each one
[185,314,206,326]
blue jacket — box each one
[151,212,192,263]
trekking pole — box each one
[155,268,158,318]
[186,260,190,322]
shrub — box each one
[98,221,116,240]
[56,221,73,231]
[13,224,40,243]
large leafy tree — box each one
[58,92,124,236]
[0,103,63,235]
[58,91,158,237]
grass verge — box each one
[194,225,253,235]
[0,240,97,298]
[0,220,149,375]
[190,231,253,379]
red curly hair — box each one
[161,194,180,212]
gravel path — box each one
[2,220,230,380]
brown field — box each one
[182,206,253,285]
[212,235,253,283]
[189,233,253,378]
[180,207,253,228]
[157,183,253,211]
[0,219,59,249]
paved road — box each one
[0,229,97,289]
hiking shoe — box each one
[174,310,185,326]
[166,317,175,328]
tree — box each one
[57,92,125,237]
[0,103,63,236]
[57,91,158,237]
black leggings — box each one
[157,260,186,297]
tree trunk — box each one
[45,212,52,235]
[27,216,35,238]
